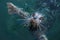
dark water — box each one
[0,0,60,40]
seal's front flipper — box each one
[7,2,19,14]
[7,2,29,18]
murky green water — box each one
[0,0,60,40]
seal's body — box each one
[7,2,48,40]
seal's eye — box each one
[39,17,44,20]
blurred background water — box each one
[0,0,60,40]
